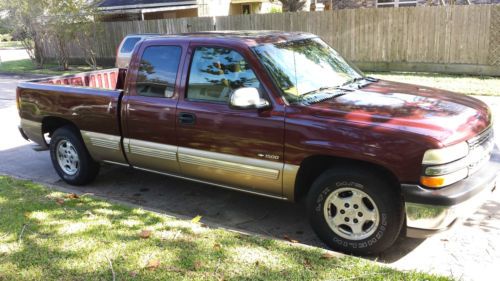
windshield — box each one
[253,37,363,103]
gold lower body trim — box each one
[124,138,180,173]
[81,131,127,164]
[178,147,284,196]
[134,166,288,201]
[67,129,301,201]
[20,118,47,148]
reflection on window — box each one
[253,37,361,103]
[120,37,141,53]
[187,47,260,103]
[136,46,181,98]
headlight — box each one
[422,142,469,165]
[424,157,468,176]
[421,141,469,188]
[420,168,468,188]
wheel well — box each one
[42,117,79,138]
[294,155,400,202]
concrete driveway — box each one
[1,73,499,280]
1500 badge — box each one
[257,153,280,160]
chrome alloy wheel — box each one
[323,187,380,240]
[56,140,80,176]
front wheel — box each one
[307,167,403,255]
[50,126,100,185]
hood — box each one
[308,80,492,146]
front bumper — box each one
[401,152,499,238]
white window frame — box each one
[376,0,418,7]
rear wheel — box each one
[307,167,403,255]
[50,126,100,185]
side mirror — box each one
[229,87,270,110]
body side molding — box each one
[20,118,48,148]
[81,131,127,164]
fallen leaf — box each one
[213,243,222,250]
[139,230,152,239]
[303,258,312,269]
[146,259,160,270]
[65,193,79,199]
[191,215,202,223]
[164,265,184,273]
[55,198,65,205]
[321,252,336,260]
[83,210,95,217]
[193,260,202,271]
[283,235,299,243]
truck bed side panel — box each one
[17,83,127,164]
[32,68,127,90]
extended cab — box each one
[17,31,498,255]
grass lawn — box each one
[0,176,450,281]
[0,59,100,76]
[368,72,500,96]
[0,41,24,49]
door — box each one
[176,44,285,196]
[122,43,184,173]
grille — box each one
[468,126,494,148]
[467,126,494,175]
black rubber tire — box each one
[306,167,404,255]
[50,126,100,185]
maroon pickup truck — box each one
[17,31,498,255]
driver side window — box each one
[187,47,260,103]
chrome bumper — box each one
[405,179,496,238]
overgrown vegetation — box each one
[0,0,100,70]
[0,59,100,76]
[0,176,451,280]
[0,41,23,49]
[279,0,307,12]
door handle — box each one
[178,112,196,125]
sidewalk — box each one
[0,48,29,62]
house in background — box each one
[198,0,283,17]
[97,0,499,22]
[97,0,283,22]
[316,0,499,9]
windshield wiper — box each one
[301,85,353,99]
[342,76,378,89]
[300,86,350,104]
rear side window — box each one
[187,47,260,103]
[120,37,141,53]
[136,45,182,98]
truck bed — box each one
[33,68,127,90]
[17,68,128,148]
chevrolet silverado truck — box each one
[17,31,498,255]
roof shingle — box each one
[98,0,193,9]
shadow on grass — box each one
[0,176,449,281]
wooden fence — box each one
[42,5,500,75]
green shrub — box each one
[269,6,282,13]
[0,34,13,42]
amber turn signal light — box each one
[420,176,445,188]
